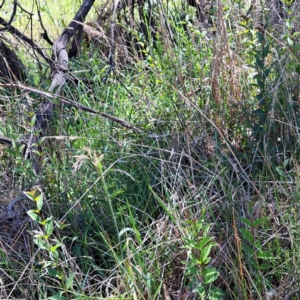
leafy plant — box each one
[182,214,224,299]
[26,190,74,300]
[251,28,273,137]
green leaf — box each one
[276,166,285,178]
[45,219,54,237]
[186,265,199,275]
[183,239,197,249]
[256,57,264,70]
[209,288,225,299]
[259,262,273,270]
[111,188,124,197]
[30,114,37,125]
[254,240,262,250]
[50,250,59,261]
[257,31,264,43]
[149,186,176,223]
[287,37,293,46]
[24,191,35,201]
[253,217,267,227]
[51,243,62,252]
[190,257,201,268]
[284,159,290,168]
[119,227,136,237]
[35,194,43,211]
[257,79,264,89]
[194,222,204,233]
[202,224,211,236]
[200,243,215,264]
[203,267,219,284]
[238,217,252,227]
[146,272,152,297]
[282,0,294,6]
[27,210,41,223]
[264,68,271,77]
[54,221,69,230]
[34,238,48,250]
[242,244,255,256]
[48,291,66,300]
[240,228,254,244]
[253,73,262,80]
[257,250,273,260]
[263,44,270,56]
[197,237,213,250]
[185,220,194,225]
[47,268,58,278]
[195,285,206,297]
[65,273,75,289]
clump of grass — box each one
[1,0,300,299]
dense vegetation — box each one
[1,0,300,299]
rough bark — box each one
[50,0,96,93]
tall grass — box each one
[1,0,300,299]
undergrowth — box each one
[1,0,300,299]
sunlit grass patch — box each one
[0,0,96,45]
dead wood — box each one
[50,0,96,93]
[0,17,52,66]
[0,82,141,132]
[0,39,25,81]
[0,135,12,145]
[18,0,96,176]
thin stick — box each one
[0,82,142,132]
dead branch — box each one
[19,0,96,176]
[34,0,53,46]
[0,17,52,66]
[4,0,140,215]
[0,1,17,32]
[0,135,12,145]
[50,0,96,94]
[0,81,141,131]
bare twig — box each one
[0,0,16,32]
[0,17,52,65]
[34,0,53,46]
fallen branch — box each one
[5,0,140,216]
[0,82,141,132]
